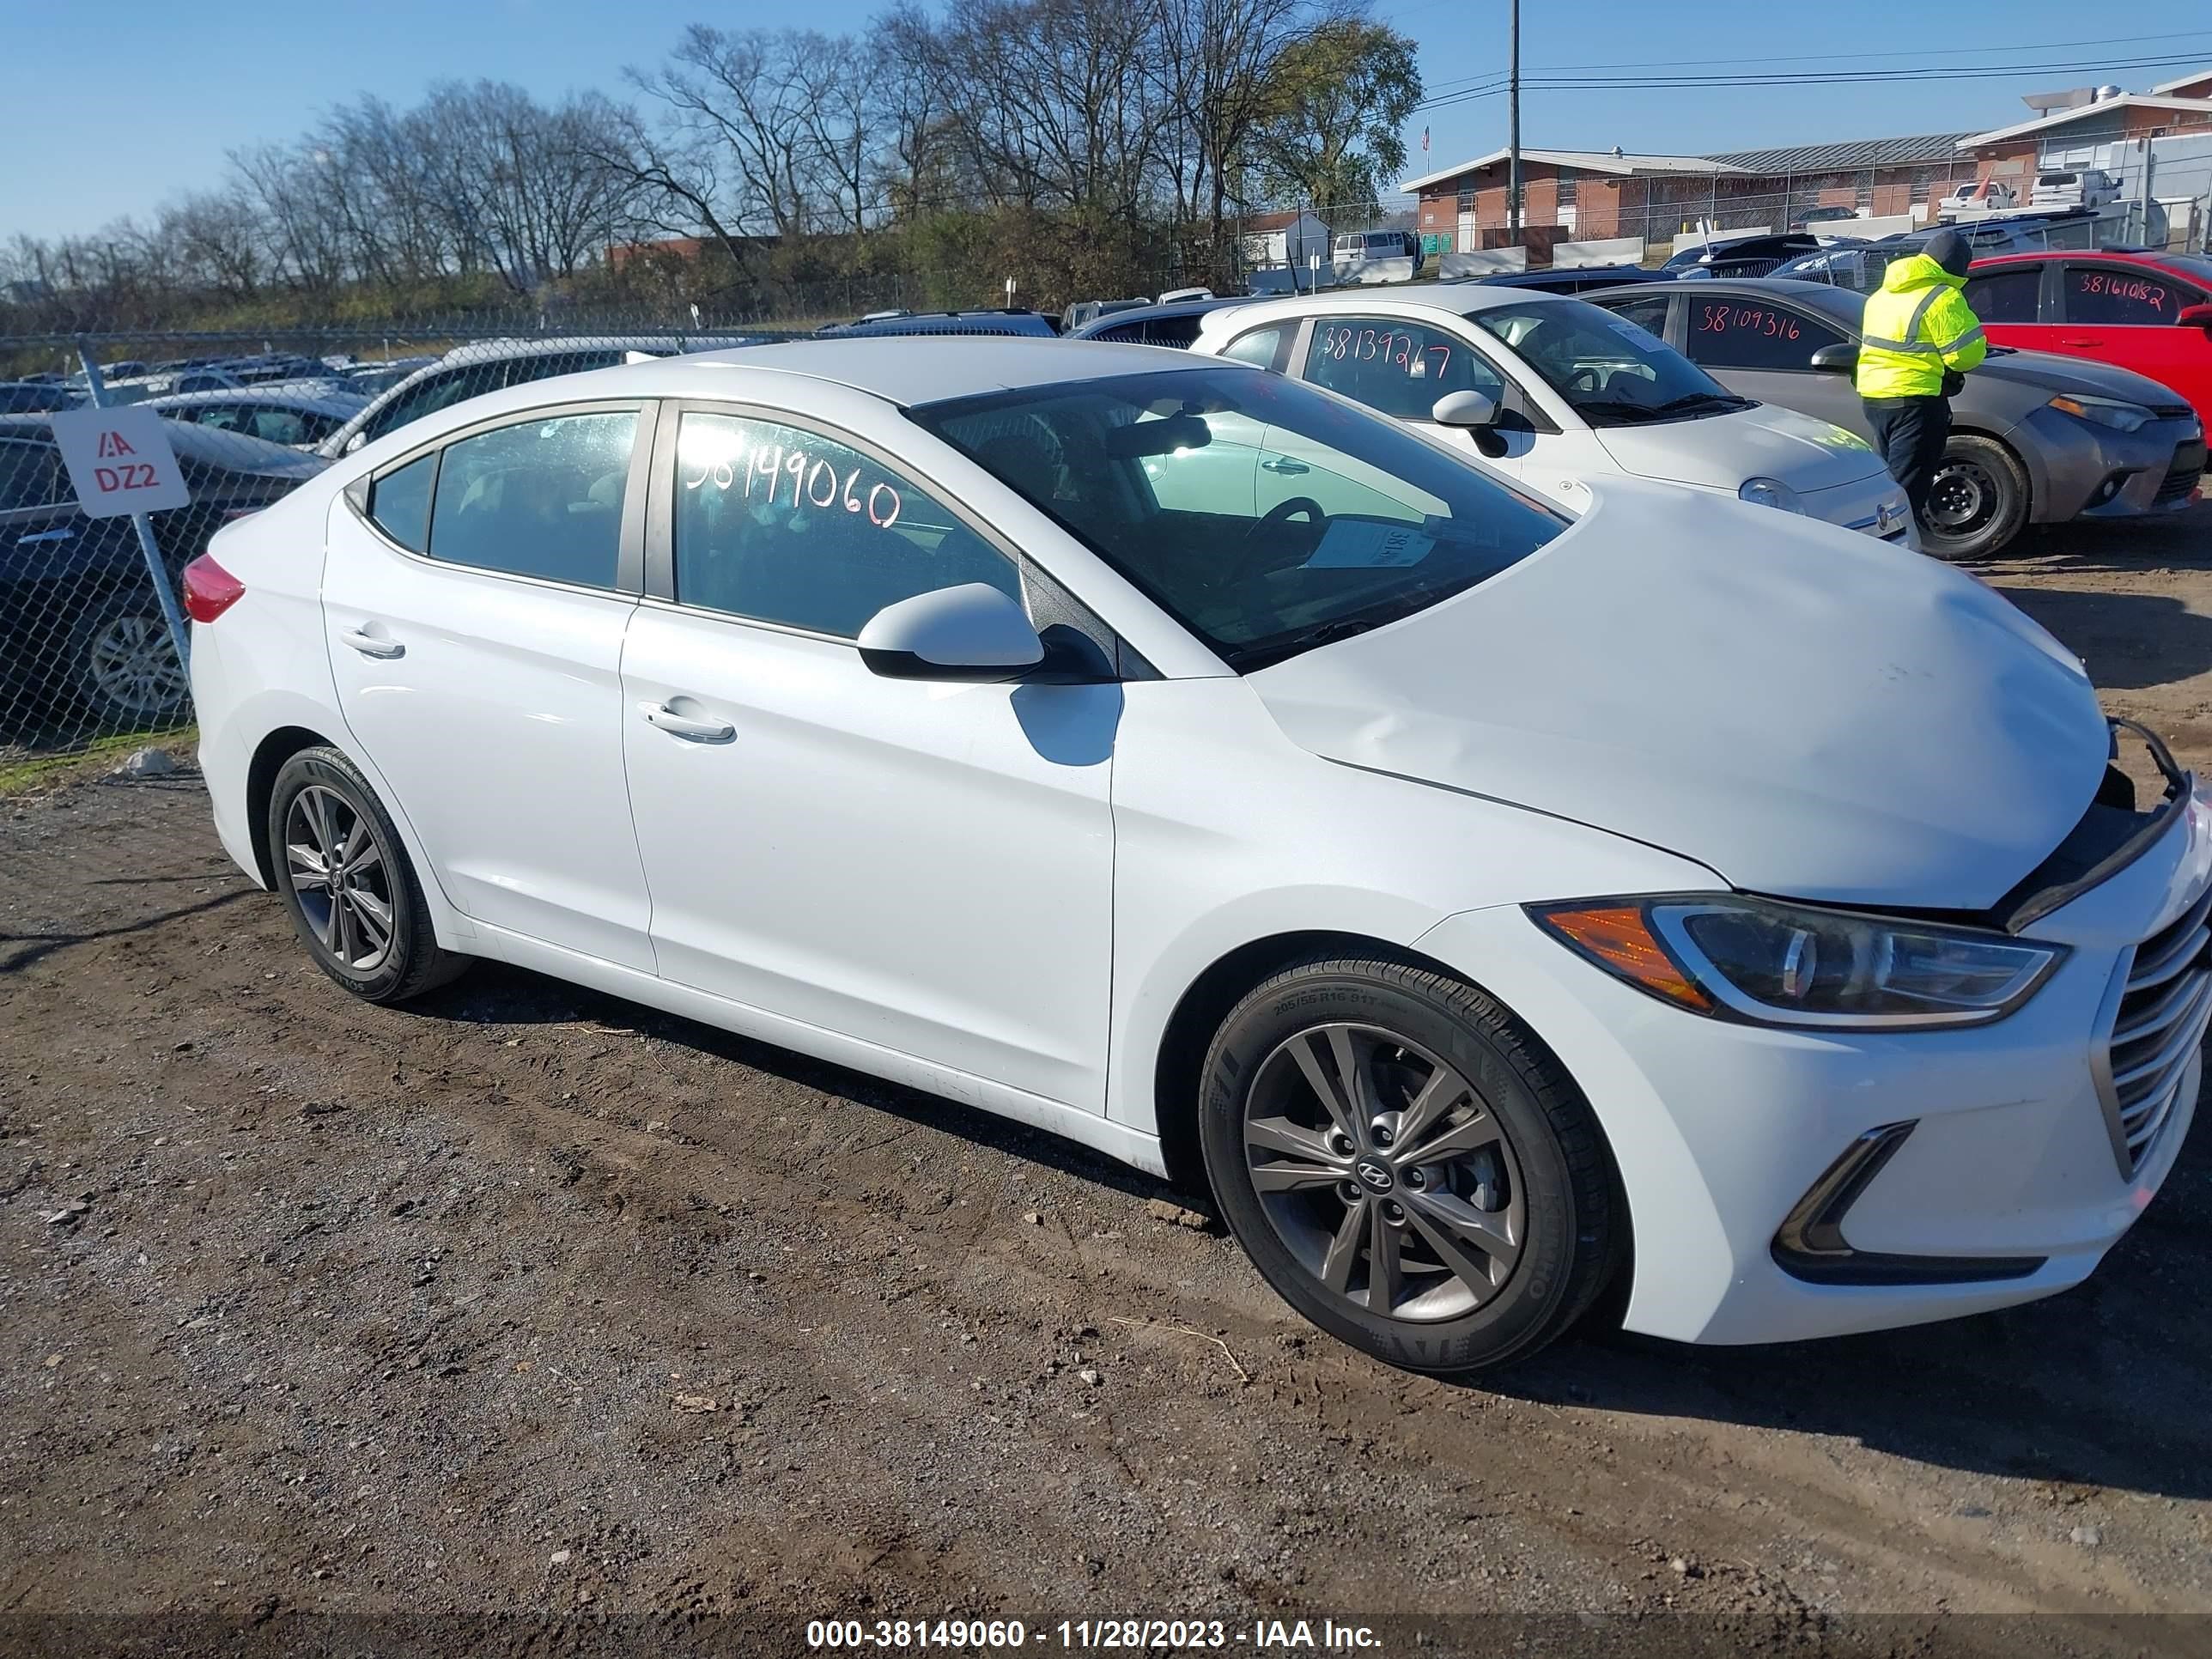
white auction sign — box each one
[48,404,191,518]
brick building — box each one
[1404,137,1976,249]
[1959,69,2212,189]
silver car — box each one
[1589,278,2203,559]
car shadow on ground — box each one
[399,959,1194,1210]
[1994,581,2212,693]
[1494,1109,2212,1503]
[406,960,2210,1501]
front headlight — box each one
[1528,896,2065,1029]
[2049,394,2152,434]
[1738,477,1805,513]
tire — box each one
[1917,434,2030,562]
[65,592,191,728]
[266,746,468,1004]
[1198,956,1620,1375]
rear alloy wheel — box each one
[268,746,467,1004]
[1200,956,1621,1374]
[70,599,189,726]
[1918,434,2029,561]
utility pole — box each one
[1507,0,1522,239]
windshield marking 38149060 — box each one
[909,366,1567,672]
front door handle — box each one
[2059,337,2102,348]
[15,527,75,544]
[1261,457,1310,475]
[338,628,404,659]
[640,701,735,744]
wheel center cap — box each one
[1354,1158,1395,1194]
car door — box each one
[1679,290,1866,437]
[618,404,1118,1111]
[2052,259,2212,420]
[323,400,659,969]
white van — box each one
[1332,229,1418,264]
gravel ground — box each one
[3,502,2211,1657]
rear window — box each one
[1963,266,2042,324]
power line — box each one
[1415,51,2212,114]
[1419,28,2212,99]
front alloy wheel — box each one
[1243,1024,1526,1321]
[1200,956,1621,1374]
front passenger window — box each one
[426,410,637,588]
[672,412,1022,638]
[1301,319,1504,421]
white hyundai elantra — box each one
[184,338,2203,1374]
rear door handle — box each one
[338,628,404,659]
[640,701,735,744]
[1261,457,1310,475]
[15,527,74,545]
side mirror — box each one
[1431,389,1499,428]
[858,583,1045,682]
[1810,343,1859,373]
[2179,303,2212,331]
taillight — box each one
[182,554,246,623]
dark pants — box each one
[1863,396,1953,518]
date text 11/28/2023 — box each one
[805,1617,1385,1650]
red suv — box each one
[1963,251,2212,437]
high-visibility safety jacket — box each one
[1855,252,1988,399]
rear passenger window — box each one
[368,453,435,553]
[672,412,1020,638]
[1604,295,1673,339]
[1685,297,1841,370]
[2066,266,2186,325]
[1963,267,2041,323]
[425,411,636,588]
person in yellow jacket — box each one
[1855,228,1988,520]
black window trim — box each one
[642,397,1130,675]
[342,396,654,597]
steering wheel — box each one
[1228,495,1328,588]
[1565,366,1602,393]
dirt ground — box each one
[4,504,2212,1658]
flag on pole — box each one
[1421,126,1431,152]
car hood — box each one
[1594,403,1887,492]
[1247,479,2108,910]
[1973,347,2191,408]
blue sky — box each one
[7,0,2211,238]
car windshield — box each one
[909,366,1567,672]
[1467,299,1748,426]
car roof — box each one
[1585,276,1869,326]
[378,337,1222,421]
[145,382,367,413]
[1195,285,1585,335]
[1072,295,1264,335]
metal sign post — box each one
[72,338,191,672]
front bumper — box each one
[2017,406,2204,523]
[1800,468,1917,545]
[1413,785,2212,1347]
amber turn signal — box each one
[1530,903,1711,1012]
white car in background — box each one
[1190,288,1913,543]
[145,381,369,450]
[185,340,2197,1375]
[1940,178,2020,214]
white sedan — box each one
[1189,286,1915,543]
[184,339,2202,1373]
